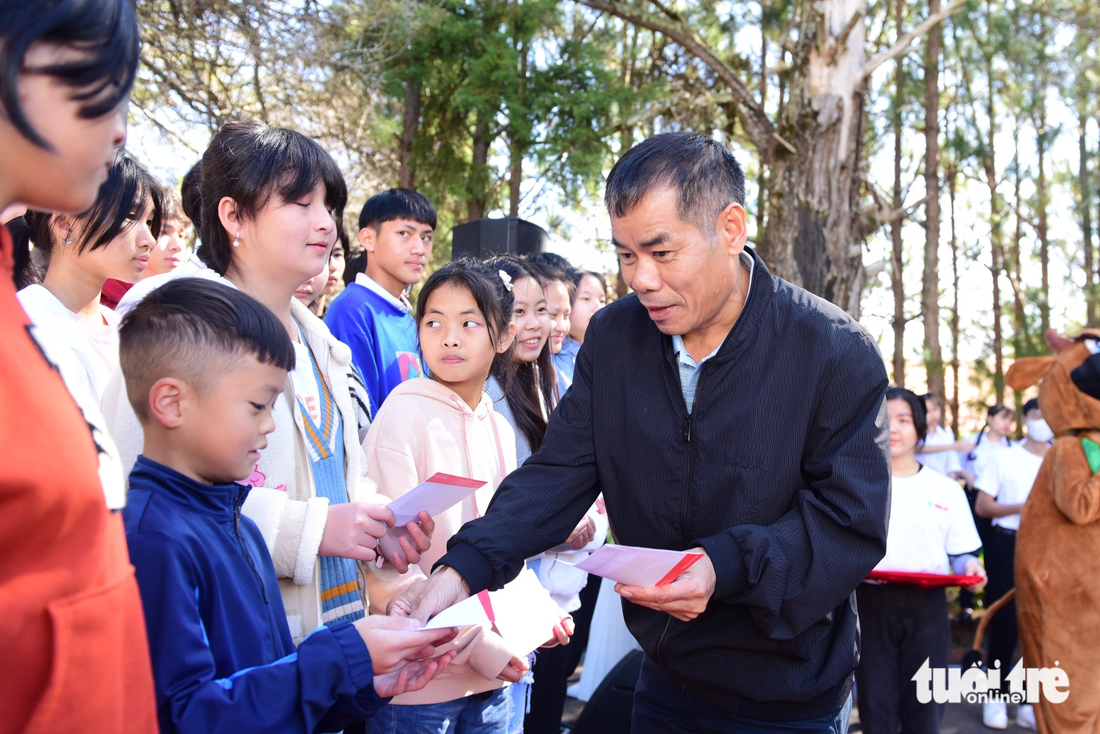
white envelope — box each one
[418,570,562,657]
[572,544,703,588]
[420,589,494,630]
[489,570,563,657]
[387,472,487,526]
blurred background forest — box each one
[129,0,1100,434]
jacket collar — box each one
[291,297,352,368]
[129,455,249,521]
[661,247,772,366]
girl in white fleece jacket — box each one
[364,259,562,733]
[103,121,432,643]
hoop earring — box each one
[233,232,240,247]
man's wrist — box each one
[433,565,472,595]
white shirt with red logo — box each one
[874,466,982,575]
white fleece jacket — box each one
[362,377,527,705]
[102,281,385,642]
[16,285,127,510]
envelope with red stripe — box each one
[420,589,495,631]
[387,472,488,527]
[418,570,563,656]
[572,544,704,587]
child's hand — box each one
[566,516,596,549]
[319,503,394,562]
[376,511,435,574]
[352,614,453,674]
[496,654,530,683]
[963,559,988,592]
[539,612,575,649]
[373,651,456,698]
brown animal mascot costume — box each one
[1005,329,1100,734]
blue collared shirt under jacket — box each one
[123,456,385,733]
[440,247,892,722]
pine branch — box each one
[576,0,776,154]
[862,0,967,81]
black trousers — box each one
[855,584,949,734]
[632,655,852,734]
[983,527,1018,689]
[524,574,601,734]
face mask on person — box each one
[1027,418,1054,443]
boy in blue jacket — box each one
[119,278,454,733]
[325,188,435,413]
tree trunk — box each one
[757,6,768,238]
[890,0,905,386]
[467,112,490,222]
[398,75,420,190]
[758,0,869,317]
[949,166,961,438]
[508,45,528,217]
[579,0,873,317]
[1036,103,1050,334]
[1082,116,1096,326]
[984,57,1005,404]
[1010,124,1026,417]
[922,0,944,399]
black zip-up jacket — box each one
[440,250,891,720]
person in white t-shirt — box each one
[972,398,1049,731]
[855,388,986,734]
[955,403,1015,622]
[916,393,964,479]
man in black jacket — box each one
[393,132,891,733]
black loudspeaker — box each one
[570,650,644,734]
[451,217,549,260]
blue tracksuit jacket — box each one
[124,456,386,733]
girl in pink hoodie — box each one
[363,259,541,733]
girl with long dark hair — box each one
[17,151,163,400]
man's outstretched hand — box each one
[388,566,473,624]
[614,547,716,622]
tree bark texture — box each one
[922,0,945,400]
[1010,130,1026,416]
[579,0,869,317]
[759,0,869,317]
[949,167,961,438]
[468,112,490,221]
[398,75,420,190]
[890,0,906,386]
[1036,103,1051,335]
[1081,119,1096,326]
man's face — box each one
[612,187,746,337]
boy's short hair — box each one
[160,183,190,229]
[0,0,140,149]
[119,279,295,421]
[358,188,437,232]
[1023,397,1040,416]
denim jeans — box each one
[631,656,853,734]
[368,687,511,734]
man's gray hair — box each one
[604,132,746,243]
